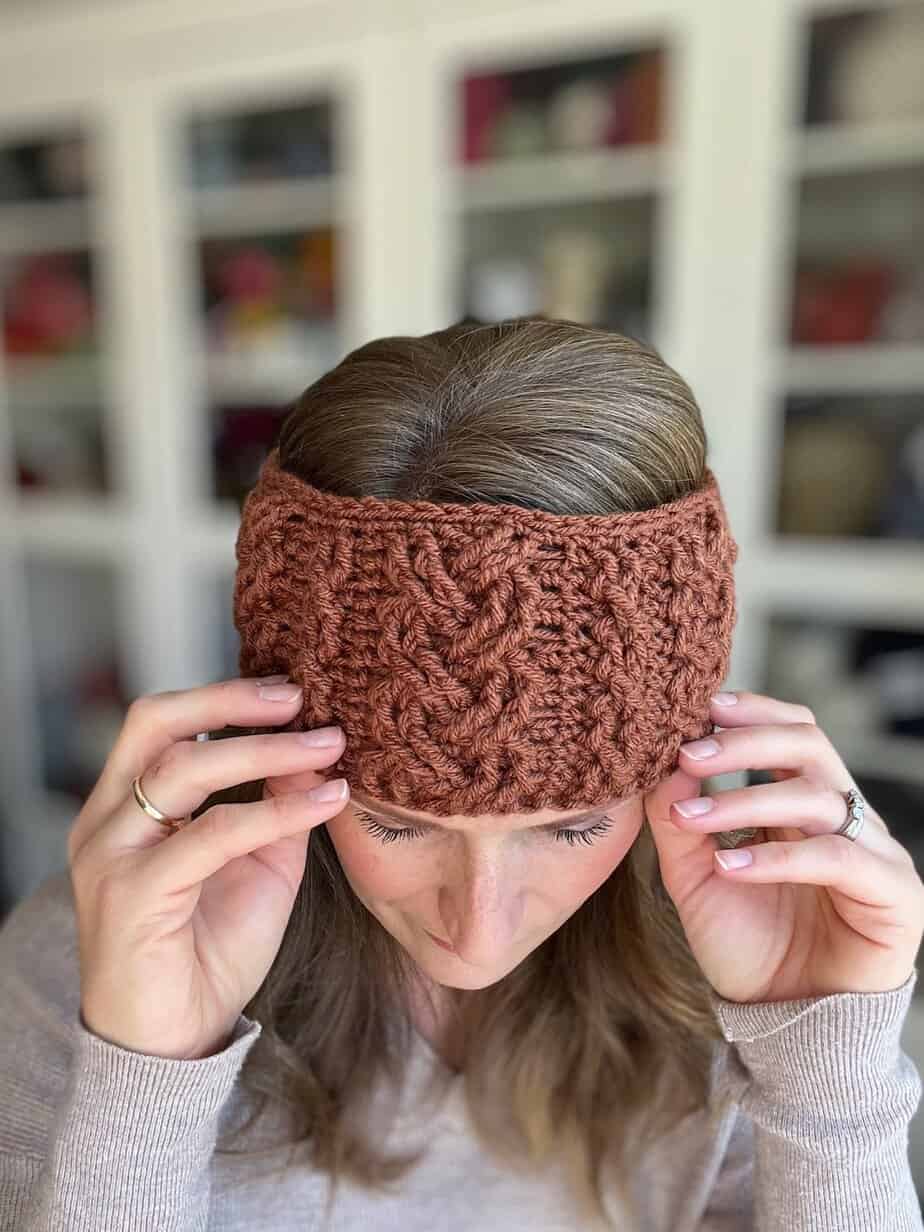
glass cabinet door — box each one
[453,45,667,347]
[185,95,341,509]
[0,121,130,910]
[763,3,924,846]
[0,128,108,496]
[181,90,345,689]
[780,4,924,544]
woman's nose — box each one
[438,862,524,964]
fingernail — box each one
[298,726,343,747]
[308,778,349,803]
[258,683,303,702]
[716,847,753,869]
[255,673,290,686]
[681,738,721,759]
[674,796,715,817]
[712,692,738,706]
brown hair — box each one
[205,317,734,1227]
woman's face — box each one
[324,787,645,990]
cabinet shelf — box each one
[5,495,130,559]
[780,343,924,393]
[0,199,90,253]
[454,145,671,213]
[192,175,339,238]
[788,117,924,178]
[745,539,924,624]
[205,328,338,402]
[2,352,100,409]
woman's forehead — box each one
[348,786,635,831]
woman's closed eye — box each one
[352,807,616,847]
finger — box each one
[708,689,815,727]
[678,721,852,791]
[670,774,894,852]
[75,675,307,840]
[95,727,346,854]
[711,830,919,916]
[143,780,352,897]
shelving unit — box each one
[757,3,924,841]
[0,0,923,1183]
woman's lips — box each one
[425,929,455,952]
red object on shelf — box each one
[3,253,93,355]
[293,230,336,315]
[605,50,664,146]
[461,74,511,163]
[791,261,896,344]
[214,245,285,301]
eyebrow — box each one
[349,791,617,833]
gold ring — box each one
[131,774,189,833]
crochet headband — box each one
[233,446,739,817]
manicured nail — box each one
[258,683,303,702]
[298,726,343,747]
[674,796,715,818]
[712,692,738,706]
[681,738,721,759]
[308,778,349,802]
[716,847,753,870]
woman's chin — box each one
[421,964,506,990]
[411,945,521,990]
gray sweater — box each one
[0,869,922,1231]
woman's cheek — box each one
[325,812,428,901]
[566,810,645,900]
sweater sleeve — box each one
[0,869,263,1232]
[703,968,923,1232]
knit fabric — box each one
[233,446,739,816]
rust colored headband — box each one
[233,446,739,817]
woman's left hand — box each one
[644,690,924,1004]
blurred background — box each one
[0,0,923,1187]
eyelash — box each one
[352,807,615,847]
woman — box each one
[0,317,922,1231]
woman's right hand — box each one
[66,674,350,1061]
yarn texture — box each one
[233,446,739,816]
